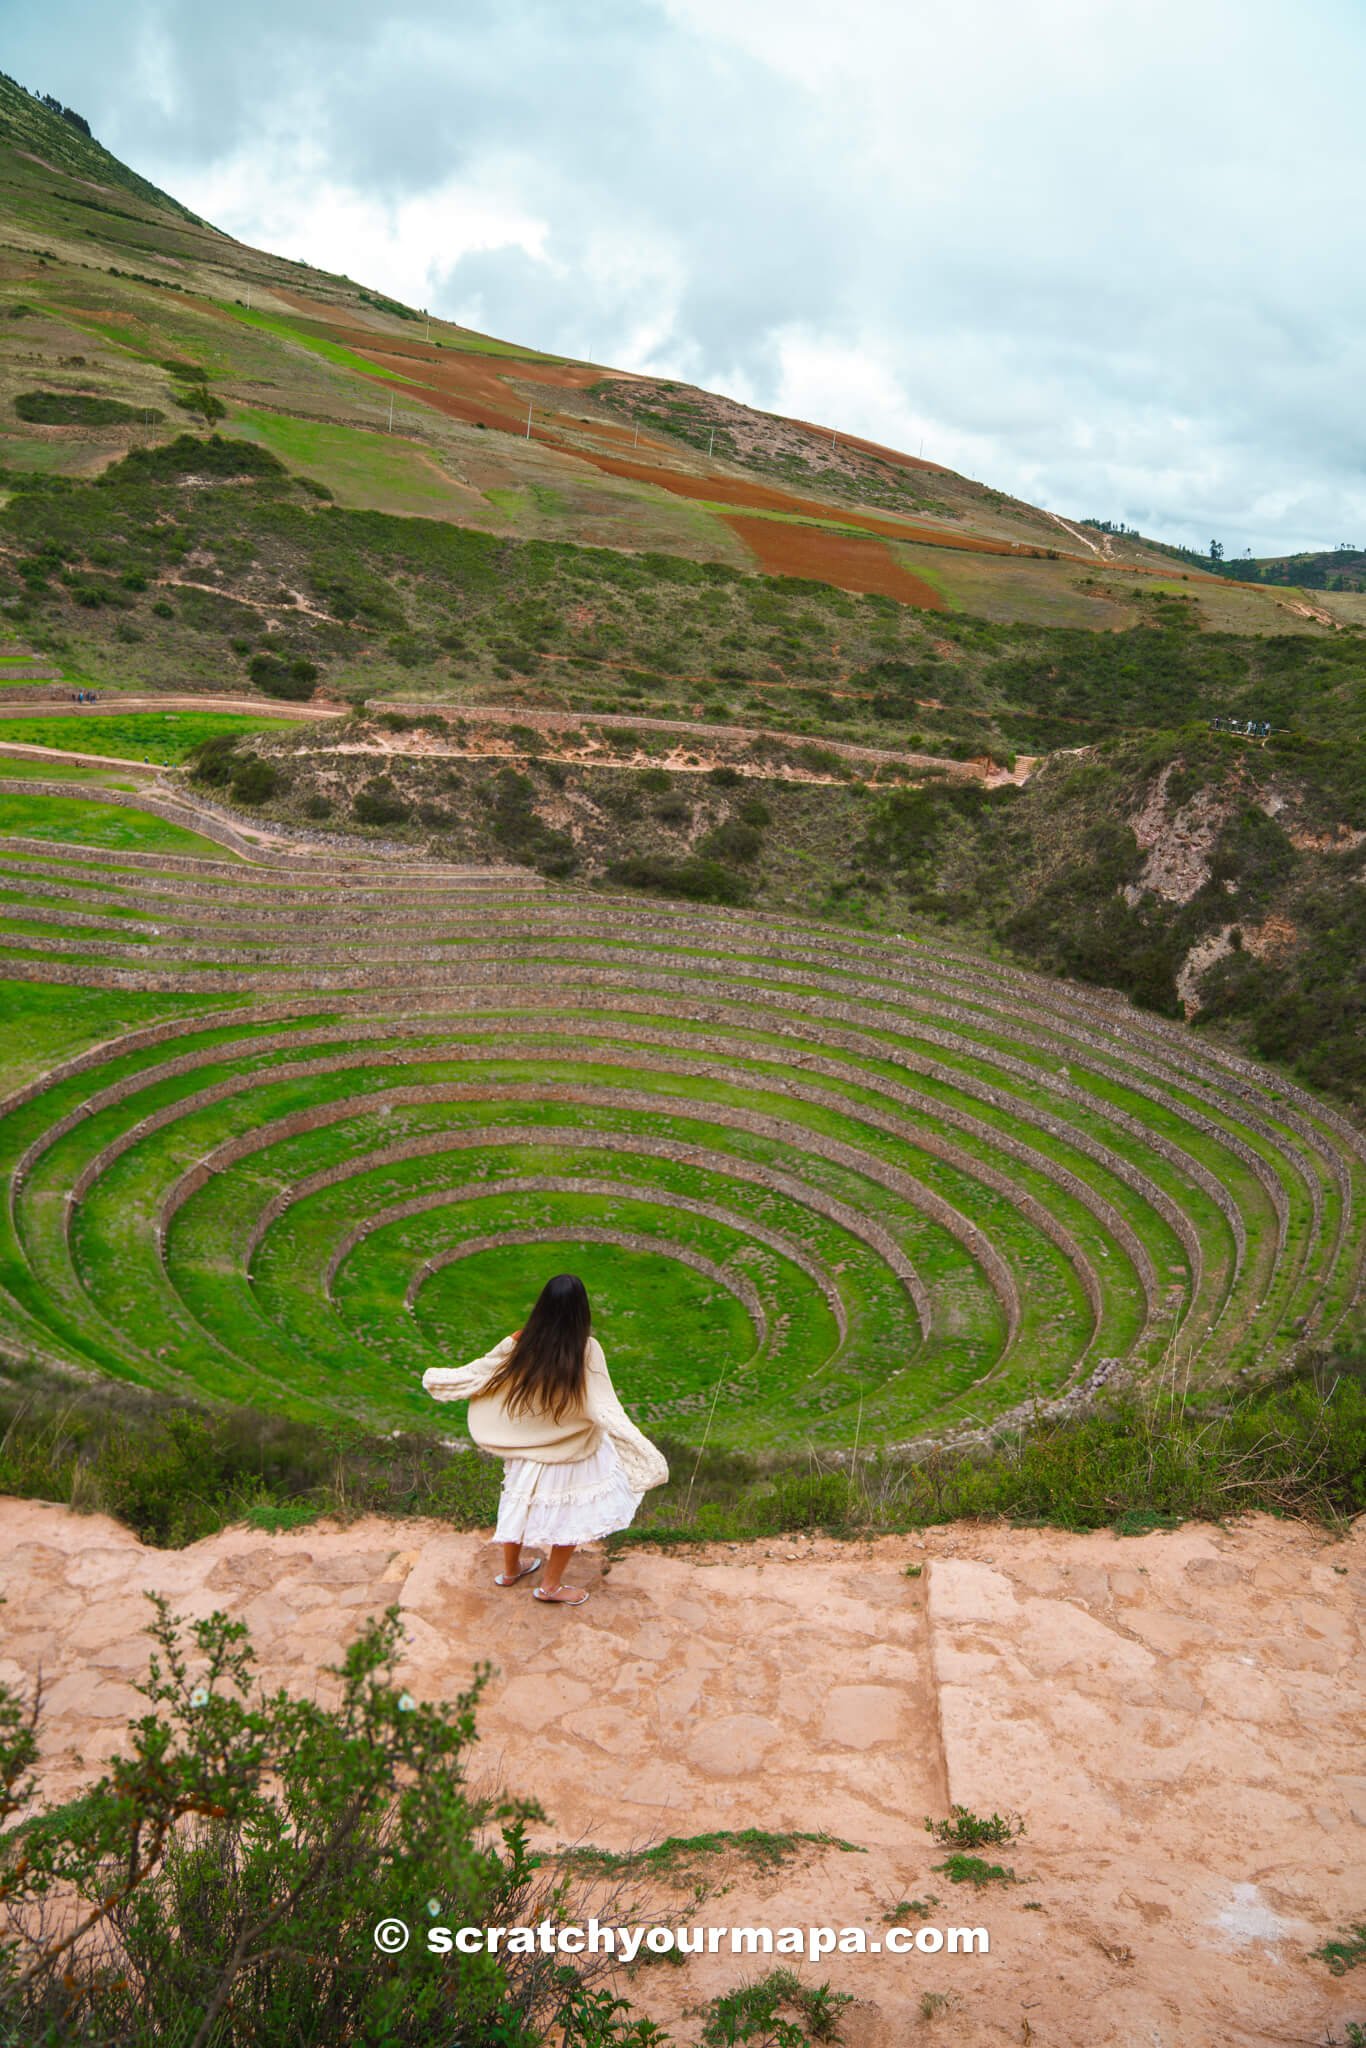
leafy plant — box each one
[696,1969,850,2047]
[924,1806,1025,1850]
[558,1830,863,1892]
[0,1600,597,2047]
[1314,1923,1366,1976]
[931,1854,1018,1888]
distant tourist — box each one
[423,1272,667,1607]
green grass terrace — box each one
[0,779,1361,1453]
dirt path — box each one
[1043,510,1106,558]
[2,1500,1359,2047]
[372,700,1002,782]
[1279,595,1340,629]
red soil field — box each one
[577,453,1055,559]
[265,293,1053,556]
[721,513,945,609]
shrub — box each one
[607,855,749,906]
[172,382,228,424]
[249,651,318,701]
[699,820,763,864]
[186,734,239,788]
[697,1970,851,2046]
[489,766,578,877]
[14,391,163,426]
[925,1807,1025,1849]
[229,757,282,806]
[653,793,692,825]
[304,794,334,819]
[0,1603,626,2047]
[354,776,409,827]
[100,434,287,489]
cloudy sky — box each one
[11,0,1365,554]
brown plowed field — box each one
[574,453,1055,557]
[721,514,945,608]
[261,292,1091,574]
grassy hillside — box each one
[4,439,1363,759]
[0,92,1361,1125]
[0,69,1341,631]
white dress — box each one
[493,1434,644,1548]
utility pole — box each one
[387,392,394,433]
[245,283,251,311]
[525,398,533,439]
[424,308,430,342]
[707,426,715,458]
[632,421,639,447]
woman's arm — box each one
[583,1343,669,1489]
[421,1334,515,1404]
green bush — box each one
[489,766,578,876]
[354,776,409,826]
[606,854,750,905]
[230,757,282,806]
[15,391,163,426]
[249,651,318,701]
[699,820,763,865]
[0,1602,646,2047]
[187,734,238,788]
[99,434,287,489]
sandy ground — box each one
[1,1500,1361,2046]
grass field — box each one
[226,407,475,518]
[0,782,1357,1451]
[0,790,233,854]
[0,754,142,787]
[224,307,419,385]
[0,713,294,765]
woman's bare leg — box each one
[500,1540,523,1581]
[539,1544,577,1594]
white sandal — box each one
[494,1555,543,1587]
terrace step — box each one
[0,810,1359,1447]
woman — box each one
[422,1273,668,1607]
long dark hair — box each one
[480,1273,592,1423]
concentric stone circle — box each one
[2,809,1362,1449]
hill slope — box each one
[0,80,1361,1122]
[0,70,1341,634]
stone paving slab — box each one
[0,1498,1361,2046]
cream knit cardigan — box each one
[422,1335,669,1493]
